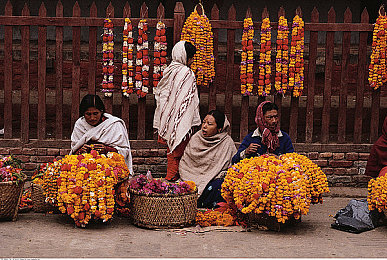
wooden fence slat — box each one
[21,4,30,143]
[103,2,114,114]
[4,1,13,139]
[338,8,352,143]
[321,7,336,143]
[88,2,97,94]
[209,4,219,112]
[37,3,47,140]
[354,8,369,143]
[121,2,131,132]
[173,2,185,45]
[370,89,380,143]
[55,0,63,140]
[71,2,81,130]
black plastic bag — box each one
[331,199,385,234]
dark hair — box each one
[207,110,225,129]
[79,94,105,117]
[262,102,278,115]
[184,41,197,60]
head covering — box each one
[255,101,280,153]
[365,116,387,178]
[179,116,237,195]
[153,41,201,153]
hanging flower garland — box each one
[102,18,114,97]
[240,17,254,96]
[368,14,387,90]
[275,16,289,94]
[122,18,134,97]
[181,6,215,87]
[288,15,305,97]
[135,19,150,98]
[153,21,168,88]
[258,17,272,96]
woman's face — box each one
[263,109,279,131]
[202,114,219,137]
[84,107,103,126]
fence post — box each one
[209,4,219,112]
[88,2,97,95]
[4,1,13,139]
[21,3,30,143]
[173,2,185,45]
[55,0,64,140]
[37,3,47,140]
[71,2,81,131]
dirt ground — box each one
[1,188,387,258]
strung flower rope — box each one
[368,174,387,213]
[258,17,272,96]
[240,17,254,96]
[368,13,387,90]
[102,18,114,97]
[122,18,134,97]
[135,19,150,98]
[153,21,168,88]
[181,6,215,87]
[288,15,305,97]
[275,16,289,94]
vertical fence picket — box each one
[4,1,13,139]
[209,4,219,112]
[55,1,63,140]
[370,90,380,143]
[21,4,30,143]
[121,2,131,132]
[71,2,81,130]
[37,3,47,140]
[173,2,185,45]
[104,2,114,114]
[88,2,97,95]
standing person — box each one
[153,41,201,182]
[365,116,387,178]
[71,94,133,175]
[232,100,294,164]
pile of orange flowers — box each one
[369,14,387,90]
[102,18,114,97]
[258,17,272,96]
[135,19,150,98]
[367,174,387,213]
[153,21,167,88]
[240,17,254,96]
[196,208,236,227]
[122,18,134,97]
[42,160,62,205]
[288,15,305,97]
[181,7,215,87]
[221,153,329,223]
[275,16,289,94]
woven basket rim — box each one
[128,188,197,197]
[0,177,27,185]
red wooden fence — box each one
[0,1,384,147]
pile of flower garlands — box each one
[42,160,62,205]
[275,16,289,94]
[258,17,272,96]
[196,202,237,227]
[0,156,25,183]
[135,19,150,98]
[288,15,305,97]
[367,174,387,213]
[122,18,134,97]
[180,7,215,87]
[19,188,33,212]
[369,14,387,90]
[153,21,168,88]
[221,153,329,223]
[56,151,130,227]
[240,17,254,96]
[102,18,115,97]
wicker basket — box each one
[31,183,56,213]
[245,212,301,231]
[0,179,25,221]
[129,189,198,229]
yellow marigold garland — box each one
[181,7,215,87]
[102,18,114,97]
[368,175,387,212]
[275,16,289,94]
[258,17,272,96]
[153,21,167,88]
[240,17,254,96]
[42,160,62,205]
[368,14,387,90]
[196,209,236,227]
[288,15,305,97]
[122,18,134,97]
[135,19,150,98]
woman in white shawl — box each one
[179,110,237,209]
[153,41,201,181]
[70,94,133,175]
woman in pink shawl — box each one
[365,116,387,178]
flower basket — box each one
[31,183,57,213]
[245,212,301,231]
[0,178,26,221]
[129,188,198,229]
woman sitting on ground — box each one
[70,94,133,174]
[179,110,237,209]
[365,116,387,178]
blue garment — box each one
[197,178,225,209]
[232,130,294,164]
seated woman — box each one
[232,101,294,164]
[365,116,387,178]
[70,94,133,175]
[179,110,237,209]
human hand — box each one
[92,143,106,154]
[78,144,91,154]
[245,143,261,155]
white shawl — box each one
[70,113,133,175]
[153,41,201,153]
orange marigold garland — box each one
[368,14,387,90]
[102,18,114,97]
[288,15,305,97]
[240,17,254,96]
[153,21,167,88]
[367,174,387,213]
[258,17,272,96]
[135,19,149,98]
[275,16,289,94]
[181,7,215,87]
[122,18,134,97]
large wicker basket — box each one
[129,189,198,229]
[31,183,56,213]
[245,212,301,231]
[0,179,25,221]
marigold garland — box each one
[196,208,236,227]
[258,17,272,96]
[135,19,150,98]
[275,16,289,94]
[102,18,115,97]
[153,21,168,88]
[288,15,305,97]
[42,160,62,205]
[181,7,215,87]
[368,14,387,90]
[367,174,387,213]
[240,18,254,96]
[122,18,134,97]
